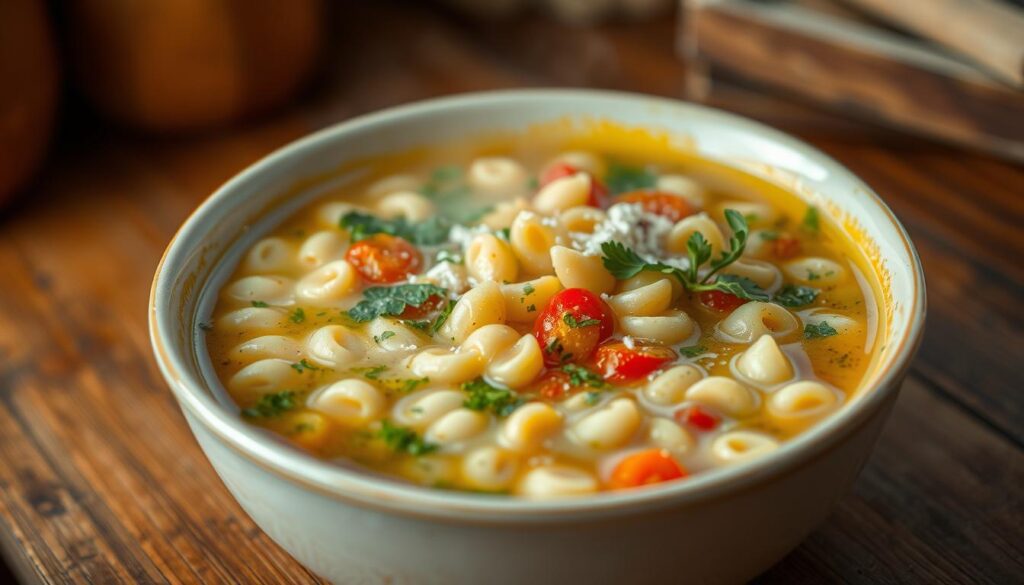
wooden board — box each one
[684,0,1024,162]
[0,1,1021,582]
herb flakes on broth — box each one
[203,137,880,498]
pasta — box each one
[206,143,878,497]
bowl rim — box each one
[149,88,926,523]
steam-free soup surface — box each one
[204,132,879,497]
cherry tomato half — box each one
[540,162,607,208]
[772,235,802,260]
[676,405,720,431]
[699,290,747,313]
[593,341,676,384]
[533,288,614,366]
[618,190,697,222]
[533,370,575,400]
[344,234,422,284]
[609,449,687,490]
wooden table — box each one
[0,3,1020,583]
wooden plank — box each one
[687,0,1024,162]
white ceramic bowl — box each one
[150,90,925,584]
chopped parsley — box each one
[353,365,388,380]
[347,284,448,323]
[430,299,458,334]
[606,162,657,194]
[403,319,432,332]
[562,313,602,329]
[290,359,320,373]
[601,209,769,301]
[584,391,602,405]
[773,285,820,307]
[522,283,536,295]
[289,307,306,324]
[801,206,820,233]
[250,300,269,308]
[242,391,297,418]
[461,378,523,417]
[340,211,451,246]
[374,330,397,344]
[679,344,706,358]
[807,270,821,281]
[561,364,606,388]
[378,421,438,456]
[496,227,511,241]
[804,321,839,339]
[400,377,430,393]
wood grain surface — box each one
[0,2,1021,583]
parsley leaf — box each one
[251,300,269,308]
[461,378,523,417]
[600,209,769,302]
[562,313,602,329]
[606,163,657,194]
[347,284,449,323]
[290,359,319,373]
[289,307,306,324]
[242,391,297,418]
[374,330,396,344]
[679,345,706,358]
[340,211,450,246]
[430,299,458,335]
[353,365,388,380]
[804,321,838,339]
[400,377,430,393]
[801,206,820,233]
[561,364,606,388]
[773,285,820,307]
[378,421,438,456]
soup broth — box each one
[204,125,881,497]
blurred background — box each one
[0,1,1021,583]
[3,0,1023,209]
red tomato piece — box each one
[344,234,422,284]
[618,190,698,222]
[593,342,676,384]
[539,162,607,208]
[534,370,575,400]
[772,235,802,260]
[676,405,720,431]
[699,289,747,313]
[399,294,444,319]
[609,449,687,490]
[533,288,615,366]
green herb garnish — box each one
[289,307,306,324]
[601,209,769,301]
[251,300,269,308]
[462,378,523,417]
[561,364,606,388]
[378,421,438,456]
[347,284,448,323]
[340,211,450,246]
[804,321,838,339]
[801,206,820,233]
[353,365,388,380]
[606,163,657,194]
[584,391,602,405]
[679,345,706,358]
[773,285,820,307]
[430,299,458,335]
[400,377,430,393]
[562,313,602,329]
[374,331,396,344]
[290,359,320,373]
[242,391,297,418]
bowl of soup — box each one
[149,90,924,584]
